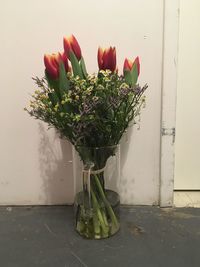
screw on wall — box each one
[161,127,176,143]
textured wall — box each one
[0,0,163,205]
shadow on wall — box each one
[38,123,74,205]
[120,125,135,203]
[37,123,135,205]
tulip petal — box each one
[61,52,70,73]
[123,58,133,72]
[134,56,140,76]
[128,59,133,70]
[63,37,72,58]
[97,46,116,72]
[102,48,109,70]
[70,35,82,61]
[111,47,116,72]
[53,53,62,67]
[123,58,130,71]
[109,47,116,72]
[44,54,58,79]
[64,35,82,61]
[98,47,104,69]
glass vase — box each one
[73,145,120,239]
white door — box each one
[174,0,200,190]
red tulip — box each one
[63,35,82,61]
[98,46,116,72]
[44,52,70,80]
[61,52,71,73]
[123,56,140,76]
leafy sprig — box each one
[26,70,147,147]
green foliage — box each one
[59,61,70,93]
[80,57,88,78]
[48,92,59,106]
[45,70,61,100]
[26,70,147,148]
[124,63,138,86]
[69,51,83,79]
[130,63,138,85]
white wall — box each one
[175,0,200,190]
[0,0,163,205]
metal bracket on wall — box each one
[161,127,176,143]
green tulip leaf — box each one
[124,63,138,87]
[59,61,70,93]
[80,57,88,78]
[45,70,61,100]
[130,63,138,86]
[45,70,59,90]
[69,51,83,79]
[124,70,132,86]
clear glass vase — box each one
[73,145,120,239]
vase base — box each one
[74,190,120,239]
[75,224,120,240]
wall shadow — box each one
[38,123,74,205]
[119,125,135,203]
[37,122,135,205]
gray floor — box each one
[0,206,200,267]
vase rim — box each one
[74,144,120,149]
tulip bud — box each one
[63,35,82,61]
[61,52,71,73]
[44,52,70,80]
[97,46,116,72]
[123,58,133,72]
[134,56,140,76]
[44,54,58,79]
[123,56,140,76]
[123,56,140,86]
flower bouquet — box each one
[25,35,147,239]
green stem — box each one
[91,187,109,235]
[102,209,109,227]
[94,174,119,228]
[92,211,101,235]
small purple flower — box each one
[81,97,101,115]
[132,85,141,94]
[83,103,92,114]
[132,84,148,94]
[109,96,120,108]
[119,87,130,96]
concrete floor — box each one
[0,206,200,267]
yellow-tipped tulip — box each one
[97,46,116,72]
[63,34,82,61]
[44,52,70,80]
[123,56,140,76]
